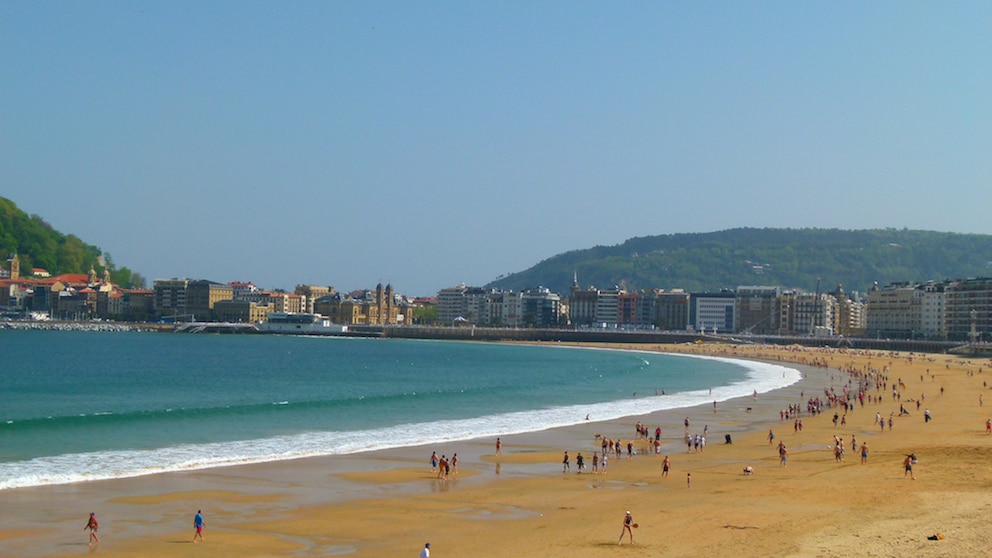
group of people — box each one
[429,451,457,480]
[82,509,204,546]
[561,450,609,473]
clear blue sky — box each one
[3,2,990,296]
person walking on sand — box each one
[904,454,916,479]
[562,451,570,472]
[496,437,502,455]
[768,429,775,445]
[986,418,991,434]
[84,512,99,545]
[618,511,635,545]
[193,509,205,543]
[662,455,670,477]
[420,542,431,558]
[860,442,869,464]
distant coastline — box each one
[0,318,976,355]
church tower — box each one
[6,253,20,280]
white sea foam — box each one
[0,355,799,490]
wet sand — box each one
[2,343,990,557]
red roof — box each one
[53,273,91,285]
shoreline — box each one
[0,346,796,491]
[2,343,990,557]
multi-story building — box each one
[829,284,866,337]
[213,299,272,323]
[945,277,992,342]
[436,285,492,325]
[568,275,599,326]
[494,291,523,326]
[153,278,189,318]
[690,291,735,333]
[792,292,837,336]
[521,287,561,327]
[295,285,335,314]
[919,281,948,339]
[634,290,658,328]
[735,286,784,334]
[866,282,922,338]
[655,290,690,331]
[617,291,638,327]
[125,289,155,321]
[229,281,260,300]
[185,280,234,321]
[594,287,621,326]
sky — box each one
[2,2,990,296]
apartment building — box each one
[437,285,493,325]
[521,287,561,327]
[735,286,783,334]
[153,278,189,317]
[690,292,735,333]
[866,282,922,338]
[919,282,947,339]
[213,299,272,323]
[945,277,992,342]
[295,285,335,314]
[186,280,235,321]
[792,292,837,336]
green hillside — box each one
[487,228,992,295]
[0,196,143,287]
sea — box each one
[0,330,800,490]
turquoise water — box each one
[0,330,799,489]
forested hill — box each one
[486,228,992,295]
[0,196,143,287]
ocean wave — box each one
[0,356,799,490]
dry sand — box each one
[2,343,991,557]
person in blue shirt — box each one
[193,510,205,543]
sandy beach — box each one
[2,342,991,557]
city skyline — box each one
[3,3,990,296]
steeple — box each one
[6,253,20,280]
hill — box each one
[0,196,143,287]
[486,228,992,295]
